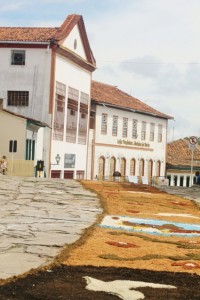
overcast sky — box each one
[1,0,200,141]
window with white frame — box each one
[101,113,108,134]
[7,91,29,106]
[132,119,138,139]
[141,121,146,140]
[11,50,25,65]
[66,86,79,143]
[112,115,118,136]
[78,92,89,145]
[122,117,128,138]
[53,81,66,141]
[150,123,155,141]
[158,124,163,142]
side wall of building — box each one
[0,46,52,173]
[0,110,26,159]
[0,46,52,125]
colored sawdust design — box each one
[171,262,200,270]
[108,231,200,249]
[62,180,200,275]
[154,213,199,219]
[127,202,144,205]
[100,215,200,237]
[84,276,176,300]
[171,201,189,206]
[106,241,139,248]
[99,253,200,262]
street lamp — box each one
[55,154,61,165]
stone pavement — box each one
[0,176,102,280]
[157,185,200,205]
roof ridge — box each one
[0,26,58,29]
[91,80,173,119]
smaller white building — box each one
[166,138,200,187]
[87,81,173,183]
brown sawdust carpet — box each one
[0,180,199,299]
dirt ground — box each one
[0,181,200,299]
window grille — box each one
[141,121,146,140]
[7,91,29,106]
[150,123,155,141]
[53,82,66,141]
[78,92,89,144]
[132,119,138,139]
[101,113,108,134]
[66,87,79,143]
[11,50,25,65]
[112,115,118,136]
[122,117,128,138]
[158,124,163,142]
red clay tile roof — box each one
[91,81,173,119]
[0,15,83,43]
[54,14,81,41]
[0,27,58,42]
[167,138,200,167]
[0,14,96,66]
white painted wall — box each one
[0,46,52,125]
[50,54,92,178]
[88,104,168,180]
[0,46,52,174]
[62,25,87,60]
[95,105,167,152]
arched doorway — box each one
[110,157,116,176]
[148,159,153,183]
[130,158,136,176]
[120,157,126,176]
[139,159,145,177]
[98,156,105,180]
[156,160,161,177]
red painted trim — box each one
[56,47,96,72]
[0,43,49,49]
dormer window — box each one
[11,50,25,65]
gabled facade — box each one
[0,15,96,178]
[88,81,173,183]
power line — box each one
[96,60,200,65]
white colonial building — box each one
[0,15,96,178]
[0,14,173,181]
[87,81,173,183]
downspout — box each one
[165,119,168,178]
[48,42,57,178]
[86,80,92,180]
[91,108,96,180]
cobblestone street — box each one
[157,185,200,205]
[0,176,102,280]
